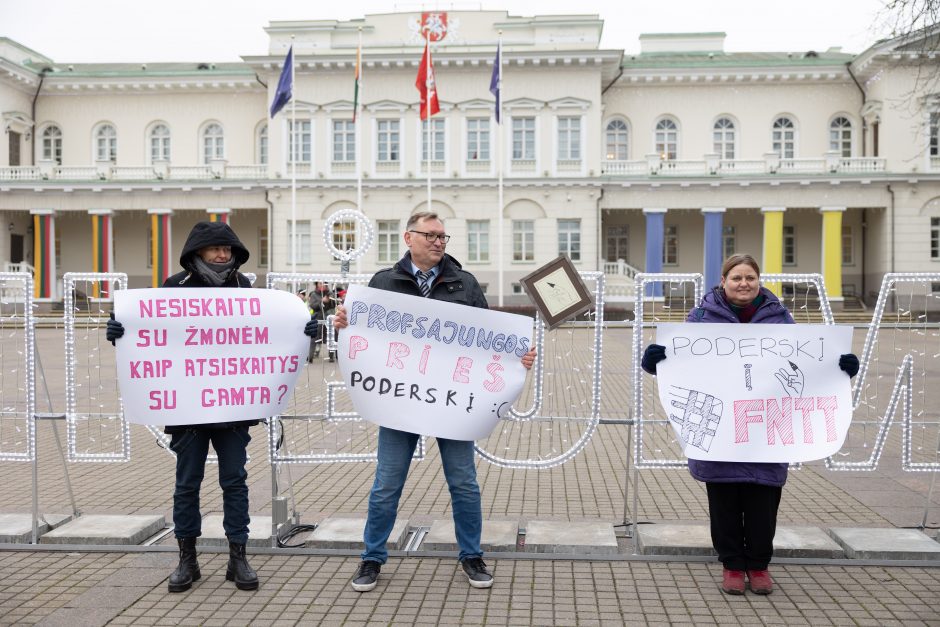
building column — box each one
[760,206,786,295]
[148,209,173,287]
[701,207,725,289]
[89,210,114,299]
[820,206,846,299]
[207,208,230,224]
[30,209,56,300]
[643,208,667,297]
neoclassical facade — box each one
[1,11,938,306]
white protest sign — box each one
[654,323,853,463]
[337,284,533,441]
[115,288,310,425]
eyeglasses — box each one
[409,229,451,244]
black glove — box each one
[839,353,859,378]
[641,344,667,375]
[304,317,318,338]
[106,313,124,346]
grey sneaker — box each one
[351,560,381,592]
[461,557,493,589]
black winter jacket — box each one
[161,221,255,433]
[368,252,488,309]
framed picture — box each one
[519,254,594,330]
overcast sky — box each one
[1,0,892,63]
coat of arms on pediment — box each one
[408,12,461,44]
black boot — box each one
[226,542,259,590]
[168,537,200,593]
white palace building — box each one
[1,10,939,307]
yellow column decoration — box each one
[760,206,785,296]
[820,206,845,299]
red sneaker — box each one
[747,569,773,594]
[721,568,746,595]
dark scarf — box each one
[729,293,765,323]
[192,257,236,287]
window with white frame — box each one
[664,225,678,265]
[558,219,581,261]
[842,224,853,265]
[830,117,852,158]
[377,220,400,263]
[655,118,678,160]
[258,227,268,267]
[333,120,355,162]
[605,119,628,160]
[376,119,400,162]
[713,118,735,160]
[932,218,940,259]
[149,124,170,163]
[467,220,490,262]
[257,124,268,165]
[512,116,535,160]
[557,116,581,160]
[95,124,117,162]
[783,225,796,265]
[513,220,534,261]
[722,225,736,259]
[287,120,311,164]
[772,117,795,159]
[288,220,312,265]
[201,123,224,162]
[41,125,62,164]
[606,225,628,262]
[331,218,357,259]
[931,113,940,157]
[421,118,445,162]
[466,118,490,161]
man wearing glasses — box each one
[333,211,536,592]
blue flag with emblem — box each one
[270,46,293,118]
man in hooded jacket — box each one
[107,221,316,593]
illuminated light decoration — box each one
[263,272,426,465]
[473,272,605,469]
[322,209,375,262]
[0,272,35,462]
[63,272,130,462]
[826,272,940,472]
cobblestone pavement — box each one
[1,324,939,625]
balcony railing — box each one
[603,154,888,177]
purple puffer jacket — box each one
[684,286,794,487]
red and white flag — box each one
[415,37,440,120]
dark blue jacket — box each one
[684,286,793,487]
[162,221,254,434]
[369,252,488,309]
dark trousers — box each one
[170,426,252,544]
[706,482,782,571]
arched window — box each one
[149,124,170,162]
[202,123,224,162]
[772,117,795,159]
[655,118,678,160]
[830,116,852,157]
[605,119,628,160]
[257,124,268,165]
[95,124,117,162]
[41,125,62,164]
[713,117,736,160]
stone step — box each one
[40,514,165,545]
[421,519,519,553]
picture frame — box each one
[519,254,594,330]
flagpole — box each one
[290,36,297,275]
[496,33,504,307]
[425,29,432,216]
[356,27,363,274]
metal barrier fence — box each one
[5,270,940,544]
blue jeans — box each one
[169,426,252,545]
[362,426,482,563]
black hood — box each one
[179,221,250,270]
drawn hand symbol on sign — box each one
[774,360,804,397]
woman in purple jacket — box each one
[642,254,859,596]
